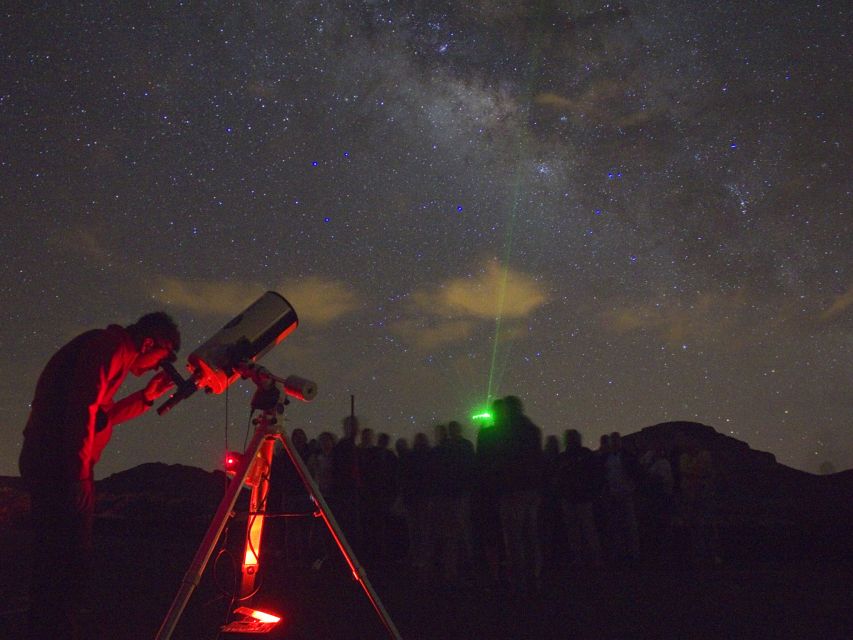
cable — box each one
[212,515,238,639]
[242,409,254,451]
[224,385,230,451]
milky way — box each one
[2,1,850,477]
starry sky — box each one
[2,1,850,478]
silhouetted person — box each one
[448,420,477,569]
[355,426,375,556]
[361,432,398,563]
[591,434,612,549]
[330,415,362,548]
[474,400,505,584]
[307,431,337,495]
[434,422,448,448]
[19,312,180,640]
[270,428,312,567]
[306,431,337,567]
[540,434,563,573]
[394,437,410,459]
[555,429,603,568]
[392,437,411,558]
[602,432,641,565]
[401,432,433,574]
[678,438,721,565]
[431,420,476,584]
[359,427,375,450]
[638,443,675,563]
[497,395,543,590]
[598,434,611,456]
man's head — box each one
[413,432,429,451]
[377,432,391,449]
[292,428,308,450]
[448,420,462,440]
[127,312,180,376]
[490,398,506,426]
[395,437,409,456]
[435,423,448,444]
[609,432,622,452]
[319,431,336,454]
[564,429,582,450]
[503,395,524,416]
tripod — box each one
[155,364,401,639]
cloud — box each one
[536,82,622,122]
[391,260,548,349]
[535,81,666,129]
[152,278,262,315]
[151,276,360,324]
[53,225,113,266]
[820,284,853,321]
[600,292,747,344]
[281,276,362,324]
[412,260,548,320]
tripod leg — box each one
[277,433,402,640]
[239,436,275,599]
[155,426,270,640]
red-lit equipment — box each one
[224,451,241,476]
[154,291,399,640]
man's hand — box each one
[143,370,176,403]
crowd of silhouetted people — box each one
[266,395,721,591]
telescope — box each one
[158,291,315,415]
[154,291,399,640]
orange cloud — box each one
[391,260,548,350]
[535,81,664,129]
[151,276,359,324]
[820,284,853,321]
[601,292,746,344]
[278,276,362,324]
[413,259,547,320]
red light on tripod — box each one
[224,451,242,477]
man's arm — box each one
[103,371,175,426]
[61,342,115,481]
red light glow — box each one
[223,606,283,633]
[233,606,282,623]
[243,514,265,567]
[224,451,241,477]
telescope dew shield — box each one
[188,291,298,394]
[282,375,318,402]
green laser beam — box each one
[485,21,548,403]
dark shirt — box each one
[361,446,399,506]
[331,437,360,497]
[555,445,602,503]
[498,414,543,494]
[431,436,476,497]
[21,324,151,483]
[399,447,432,506]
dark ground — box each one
[1,518,851,640]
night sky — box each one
[2,2,850,479]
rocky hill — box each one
[2,422,851,561]
[623,421,853,561]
